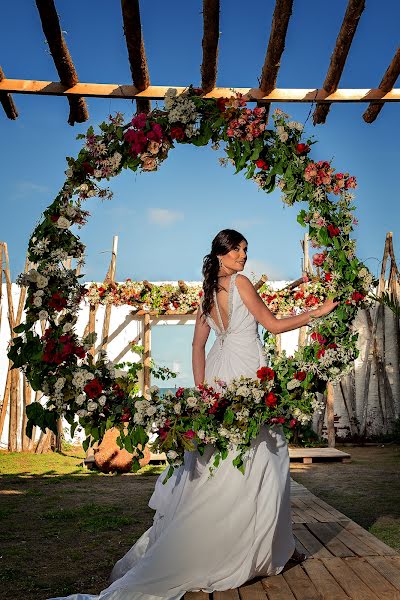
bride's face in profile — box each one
[218,239,248,274]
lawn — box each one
[1,444,399,599]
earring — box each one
[218,258,223,268]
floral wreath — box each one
[9,87,374,477]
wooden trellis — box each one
[0,0,399,125]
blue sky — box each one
[1,1,399,385]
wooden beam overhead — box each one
[0,66,18,120]
[313,0,366,125]
[201,0,220,93]
[259,0,293,119]
[363,47,400,123]
[35,0,88,125]
[1,79,399,104]
[121,0,151,114]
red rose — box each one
[265,392,277,407]
[84,378,103,399]
[82,162,95,174]
[294,371,306,381]
[325,272,332,282]
[311,332,327,345]
[170,126,185,141]
[176,387,185,398]
[327,343,338,349]
[305,295,319,307]
[216,97,229,112]
[184,430,195,439]
[121,409,131,423]
[317,348,326,359]
[131,113,147,129]
[296,143,310,155]
[50,215,59,222]
[255,159,269,170]
[74,345,86,359]
[158,428,168,441]
[257,367,275,381]
[289,418,297,428]
[352,291,365,302]
[327,224,340,237]
[48,292,67,311]
[270,416,285,424]
[294,291,304,300]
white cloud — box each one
[148,208,184,227]
[14,181,49,197]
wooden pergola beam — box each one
[259,0,293,119]
[363,48,400,123]
[1,79,399,104]
[35,0,88,125]
[313,0,366,125]
[0,66,18,119]
[201,0,220,93]
[121,0,151,114]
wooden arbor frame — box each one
[0,0,399,125]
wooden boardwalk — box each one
[185,480,400,600]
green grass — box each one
[41,502,134,532]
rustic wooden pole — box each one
[143,313,151,398]
[88,304,98,358]
[326,382,335,447]
[0,242,4,336]
[8,369,18,451]
[298,233,309,348]
[100,236,118,351]
[21,376,32,451]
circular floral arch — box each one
[10,88,372,473]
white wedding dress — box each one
[50,273,295,600]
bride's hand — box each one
[314,297,339,318]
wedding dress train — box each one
[49,273,295,600]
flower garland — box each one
[9,87,373,475]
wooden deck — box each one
[289,447,351,464]
[185,480,400,600]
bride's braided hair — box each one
[201,229,247,318]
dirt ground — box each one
[0,444,399,600]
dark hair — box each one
[201,229,248,317]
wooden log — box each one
[2,79,400,103]
[0,242,3,336]
[88,304,98,358]
[0,66,18,119]
[0,367,11,439]
[100,236,118,351]
[258,0,294,119]
[201,0,220,93]
[143,313,151,398]
[21,375,32,451]
[363,48,400,123]
[313,0,366,124]
[254,274,268,291]
[35,0,88,125]
[120,0,151,114]
[326,382,335,447]
[35,428,52,454]
[8,369,18,452]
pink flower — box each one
[131,113,147,129]
[312,252,326,267]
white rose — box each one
[98,395,107,406]
[94,169,102,178]
[76,394,86,406]
[33,296,43,307]
[55,377,66,391]
[56,216,71,229]
[62,322,74,333]
[87,401,98,412]
[186,396,197,407]
[164,390,174,398]
[36,275,49,289]
[35,290,44,297]
[197,430,205,440]
[66,168,74,178]
[76,409,88,417]
[149,385,159,394]
[79,184,89,192]
[236,385,250,397]
[173,402,181,414]
[38,310,49,321]
[134,413,144,424]
[287,379,301,390]
[167,450,178,460]
[146,406,157,417]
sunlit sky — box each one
[1,1,399,386]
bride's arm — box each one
[236,274,337,334]
[192,307,211,386]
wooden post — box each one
[21,375,32,451]
[326,382,335,448]
[0,242,4,336]
[8,370,18,451]
[100,236,118,351]
[88,304,98,358]
[143,313,151,398]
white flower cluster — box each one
[287,121,304,132]
[292,408,312,425]
[310,396,325,414]
[72,369,95,389]
[164,88,200,137]
[17,269,49,289]
[287,378,302,391]
[276,125,289,143]
[358,267,373,290]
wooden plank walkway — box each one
[185,479,400,600]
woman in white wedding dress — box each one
[50,229,336,600]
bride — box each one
[50,229,336,600]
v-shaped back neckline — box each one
[213,273,237,334]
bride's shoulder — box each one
[235,274,256,294]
